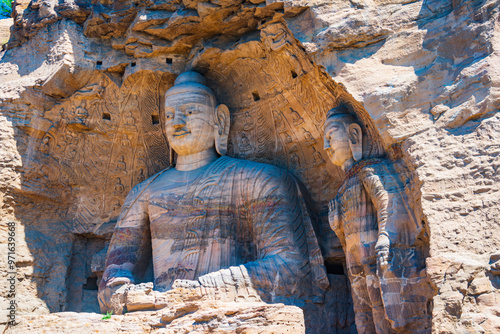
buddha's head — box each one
[164,71,229,156]
[323,105,363,170]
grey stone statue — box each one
[98,71,329,314]
[324,105,431,333]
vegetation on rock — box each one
[0,0,11,19]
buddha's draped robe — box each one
[101,156,329,304]
[329,159,430,333]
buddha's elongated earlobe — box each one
[348,123,363,162]
[214,104,230,156]
[169,145,175,166]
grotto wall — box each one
[288,1,500,332]
[0,0,498,333]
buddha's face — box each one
[164,91,216,156]
[323,117,353,167]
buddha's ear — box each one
[214,104,230,156]
[347,123,363,162]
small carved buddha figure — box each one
[273,110,286,133]
[137,151,146,164]
[40,136,50,155]
[124,111,136,126]
[116,155,126,171]
[302,128,315,146]
[99,71,329,315]
[243,111,254,131]
[112,199,121,212]
[121,134,131,147]
[290,108,304,126]
[75,100,89,124]
[238,132,252,152]
[136,169,145,183]
[290,152,301,170]
[324,105,430,334]
[114,178,125,195]
[312,147,325,167]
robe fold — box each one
[101,156,329,304]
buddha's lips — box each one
[173,131,190,137]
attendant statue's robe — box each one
[329,159,430,334]
[101,156,329,305]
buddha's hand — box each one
[375,234,391,271]
[98,277,134,315]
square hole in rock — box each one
[83,277,98,291]
[252,91,260,101]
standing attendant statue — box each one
[98,71,329,315]
[324,105,431,333]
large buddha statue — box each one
[98,71,329,314]
[323,105,431,333]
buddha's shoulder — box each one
[126,167,172,199]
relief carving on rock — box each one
[33,72,175,234]
[193,19,345,214]
[98,72,330,323]
[324,104,432,333]
[4,0,499,331]
[3,11,435,332]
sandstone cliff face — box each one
[0,0,498,333]
[286,0,500,332]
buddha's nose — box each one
[324,138,330,150]
[172,113,186,128]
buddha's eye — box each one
[165,112,174,119]
[329,125,339,132]
[186,109,195,115]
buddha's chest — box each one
[147,189,237,242]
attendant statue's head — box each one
[323,105,363,171]
[164,71,230,162]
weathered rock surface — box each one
[0,0,498,333]
[5,298,306,333]
[285,0,500,333]
[0,19,12,46]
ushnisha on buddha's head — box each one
[164,71,230,159]
[323,105,363,171]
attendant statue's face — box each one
[323,112,362,167]
[164,92,215,156]
[164,71,230,157]
[324,118,352,166]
